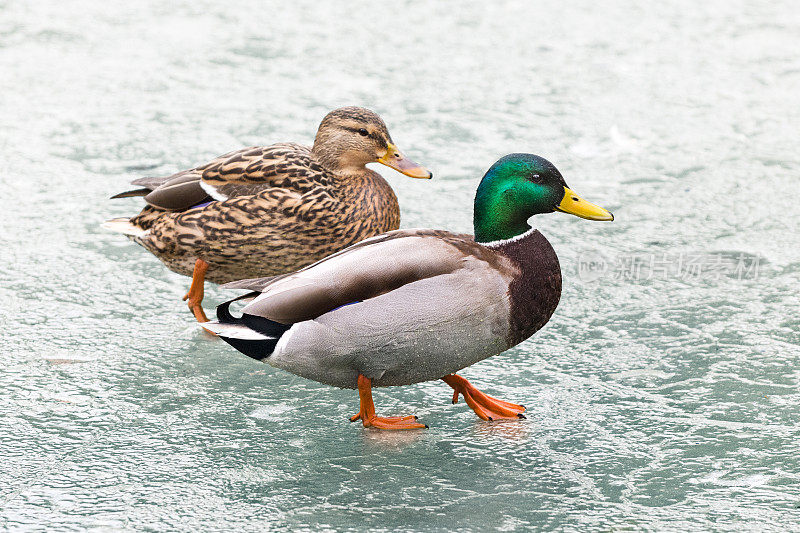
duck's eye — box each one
[358,128,369,136]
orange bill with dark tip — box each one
[377,143,432,179]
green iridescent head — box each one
[473,153,613,243]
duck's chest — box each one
[495,231,563,347]
[337,173,400,235]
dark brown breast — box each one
[493,230,562,347]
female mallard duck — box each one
[203,153,613,429]
[105,107,431,323]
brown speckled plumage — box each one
[131,147,399,284]
[110,107,424,285]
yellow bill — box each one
[556,187,614,221]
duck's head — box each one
[474,153,613,243]
[312,106,432,179]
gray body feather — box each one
[269,270,511,388]
[223,229,520,389]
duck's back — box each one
[197,143,331,198]
[128,143,324,222]
[129,143,401,283]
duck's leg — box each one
[442,374,526,421]
[350,374,427,430]
[182,258,210,323]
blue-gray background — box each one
[1,1,799,531]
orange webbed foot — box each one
[442,374,526,421]
[350,413,427,430]
[351,375,427,430]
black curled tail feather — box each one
[215,293,292,361]
[217,292,291,337]
[216,292,257,323]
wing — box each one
[110,169,196,200]
[199,143,329,200]
[129,169,195,190]
[113,143,328,212]
[229,229,513,324]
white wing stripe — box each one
[200,181,228,201]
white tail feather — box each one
[102,218,149,238]
[202,321,273,340]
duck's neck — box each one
[474,219,532,244]
[481,227,537,248]
[471,169,561,346]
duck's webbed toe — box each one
[442,374,526,421]
[350,375,427,430]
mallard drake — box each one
[203,153,613,429]
[104,107,431,323]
